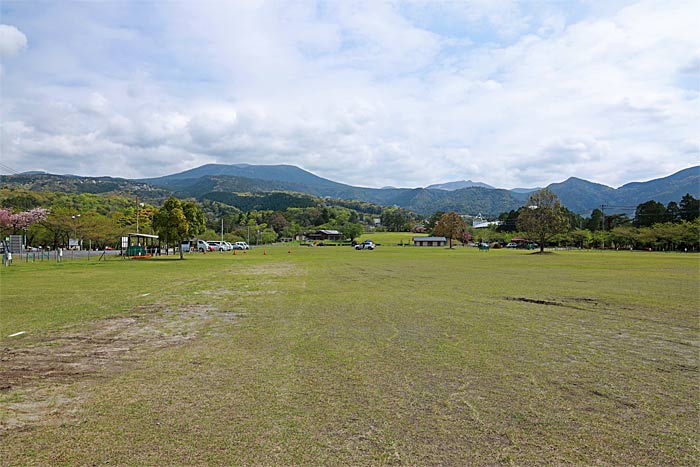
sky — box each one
[0,0,698,190]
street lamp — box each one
[71,214,81,250]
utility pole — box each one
[601,204,606,250]
[221,218,224,243]
[136,196,139,234]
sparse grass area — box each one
[1,246,698,465]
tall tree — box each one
[517,189,568,253]
[634,200,666,227]
[433,211,466,249]
[380,207,412,231]
[152,197,190,259]
[182,201,207,237]
[665,201,681,223]
[587,208,604,232]
[679,194,700,222]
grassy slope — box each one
[1,248,698,465]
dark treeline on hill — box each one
[0,173,170,202]
[203,192,318,212]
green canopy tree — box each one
[34,206,74,249]
[153,197,188,259]
[679,194,699,222]
[341,222,364,242]
[587,208,604,231]
[634,200,666,227]
[570,228,592,248]
[380,207,413,232]
[666,201,681,223]
[153,197,206,259]
[517,189,568,253]
[182,201,206,237]
[433,211,466,249]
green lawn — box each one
[1,247,698,465]
[357,231,418,245]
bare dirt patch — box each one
[505,296,587,310]
[0,304,237,432]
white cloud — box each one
[0,0,697,190]
[0,24,27,57]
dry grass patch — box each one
[0,303,237,432]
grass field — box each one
[1,246,698,465]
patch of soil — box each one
[506,297,568,307]
[504,296,598,311]
[0,304,237,432]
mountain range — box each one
[2,164,698,217]
[425,180,496,191]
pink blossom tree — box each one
[0,207,49,233]
[0,208,12,230]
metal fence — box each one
[2,249,123,265]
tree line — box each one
[419,190,699,252]
[2,186,698,253]
[0,189,413,251]
[483,191,699,251]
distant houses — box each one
[412,236,447,247]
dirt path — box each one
[0,304,237,432]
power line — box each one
[0,163,20,175]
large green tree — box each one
[517,189,568,253]
[341,222,364,242]
[587,208,604,231]
[380,207,413,231]
[679,194,699,221]
[153,197,206,259]
[634,200,666,227]
[182,201,207,237]
[433,211,466,249]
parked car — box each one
[207,241,227,251]
[183,239,213,252]
[233,241,250,250]
[354,240,375,250]
[506,242,518,248]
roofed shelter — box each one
[124,233,160,258]
[413,236,447,247]
[306,229,343,241]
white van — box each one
[233,241,250,250]
[207,240,226,251]
[182,239,212,252]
